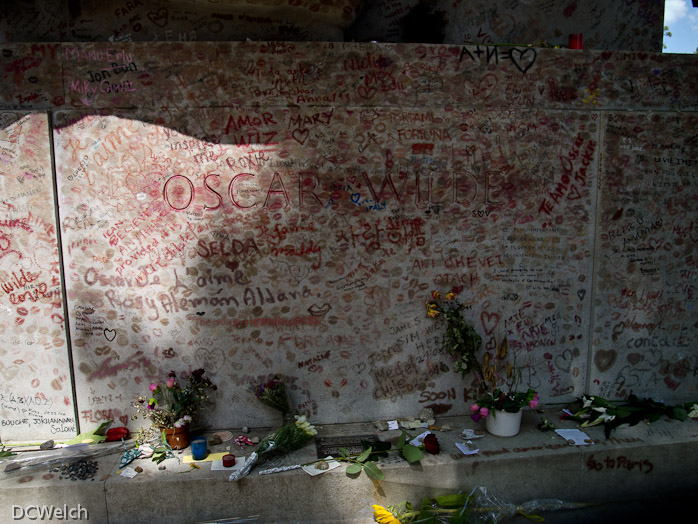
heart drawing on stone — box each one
[103,328,116,342]
[593,349,617,372]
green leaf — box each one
[93,420,114,436]
[356,447,372,463]
[338,447,349,458]
[400,443,423,463]
[615,408,632,419]
[646,412,661,423]
[395,431,407,450]
[362,461,385,480]
[673,407,687,421]
[433,493,471,507]
[345,463,362,475]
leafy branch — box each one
[0,446,16,458]
[568,395,697,439]
[337,431,424,480]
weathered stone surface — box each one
[0,41,696,442]
[0,111,75,442]
[1,412,697,523]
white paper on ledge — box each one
[302,456,341,476]
[555,429,594,445]
[409,430,431,446]
[455,442,479,456]
[120,466,138,478]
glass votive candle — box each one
[191,437,207,460]
[569,33,583,49]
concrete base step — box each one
[2,410,697,523]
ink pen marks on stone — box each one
[307,303,331,317]
[103,328,116,342]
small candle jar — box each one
[222,454,236,467]
[190,437,208,460]
[569,33,583,49]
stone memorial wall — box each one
[0,40,697,442]
[1,0,663,53]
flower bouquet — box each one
[426,289,484,381]
[229,415,317,481]
[131,368,217,445]
[253,375,291,416]
[567,394,697,438]
[372,485,594,523]
[471,388,539,420]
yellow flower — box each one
[294,414,318,436]
[426,307,439,318]
[445,291,455,300]
[372,505,403,524]
[431,290,441,299]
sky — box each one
[663,0,698,53]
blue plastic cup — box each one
[191,437,207,460]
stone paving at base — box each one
[1,408,696,523]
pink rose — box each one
[470,403,480,412]
[479,407,489,418]
[149,383,158,392]
[529,393,540,409]
[166,378,176,388]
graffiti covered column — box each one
[0,112,76,442]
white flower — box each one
[173,415,192,428]
[294,414,317,436]
[688,404,698,418]
[598,412,616,423]
[582,396,593,408]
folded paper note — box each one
[183,451,228,463]
[555,429,593,445]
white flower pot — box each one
[486,409,522,437]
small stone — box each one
[158,465,166,470]
[418,408,434,421]
[134,466,143,473]
[250,436,259,444]
[209,435,222,446]
[40,440,54,450]
[373,420,389,431]
[440,424,452,432]
[241,426,249,433]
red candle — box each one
[222,454,236,467]
[569,33,583,49]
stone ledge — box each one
[1,410,696,523]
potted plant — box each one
[131,368,217,449]
[469,338,539,436]
[426,289,538,437]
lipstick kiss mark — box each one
[308,303,331,317]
